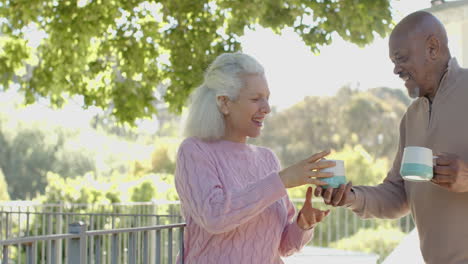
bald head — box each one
[389,11,451,99]
[391,11,448,52]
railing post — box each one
[155,230,161,264]
[58,202,63,264]
[2,245,8,264]
[168,228,173,263]
[179,227,184,264]
[111,233,118,264]
[27,242,37,264]
[128,232,136,264]
[68,221,87,264]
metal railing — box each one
[0,200,182,241]
[0,211,182,239]
[0,211,183,264]
[1,222,186,264]
[0,200,415,262]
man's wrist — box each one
[345,187,359,208]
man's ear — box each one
[217,95,230,115]
[427,35,440,59]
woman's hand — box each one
[297,187,330,230]
[279,150,335,188]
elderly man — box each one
[315,11,468,264]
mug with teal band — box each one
[320,160,347,188]
[400,146,437,182]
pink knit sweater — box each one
[175,137,313,264]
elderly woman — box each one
[175,52,334,263]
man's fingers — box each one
[434,165,454,175]
[431,180,452,189]
[314,187,323,197]
[432,175,456,184]
[435,156,453,166]
[332,184,346,206]
[305,150,331,163]
[323,187,333,204]
[338,182,353,206]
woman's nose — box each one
[262,100,271,114]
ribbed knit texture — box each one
[175,137,313,264]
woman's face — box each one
[222,74,271,143]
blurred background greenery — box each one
[0,0,436,262]
[0,84,411,262]
[0,84,409,202]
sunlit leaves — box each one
[0,0,392,123]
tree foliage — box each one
[251,86,409,167]
[331,224,406,263]
[0,117,95,199]
[0,0,392,123]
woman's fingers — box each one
[308,171,334,179]
[305,150,331,163]
[315,209,330,223]
[305,186,313,204]
[305,160,336,171]
[306,178,328,186]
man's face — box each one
[389,32,434,98]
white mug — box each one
[400,146,436,182]
[320,160,347,188]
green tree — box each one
[252,86,409,166]
[340,87,408,158]
[0,121,95,199]
[0,0,392,123]
[331,224,406,263]
[130,181,156,202]
[39,172,122,205]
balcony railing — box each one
[0,200,415,263]
[1,221,185,264]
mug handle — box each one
[432,155,438,166]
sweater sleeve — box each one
[278,196,313,257]
[348,117,410,219]
[174,139,287,234]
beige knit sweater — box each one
[350,58,468,264]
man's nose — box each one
[393,64,402,75]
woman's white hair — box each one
[183,52,264,140]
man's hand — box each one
[297,187,330,230]
[314,181,355,207]
[432,153,468,192]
